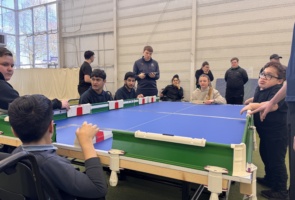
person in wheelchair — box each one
[160,74,184,102]
[8,94,107,200]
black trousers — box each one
[225,96,244,105]
[288,102,295,198]
[259,130,288,191]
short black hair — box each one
[263,61,286,80]
[8,94,53,143]
[0,47,13,57]
[84,51,94,59]
[124,72,135,80]
[91,69,106,80]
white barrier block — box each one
[67,104,91,117]
[108,100,124,110]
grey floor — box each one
[77,136,290,200]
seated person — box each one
[114,72,143,100]
[9,94,107,199]
[79,69,113,104]
[191,74,226,104]
[0,47,69,115]
[160,74,183,101]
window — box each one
[33,6,46,33]
[34,34,47,68]
[0,0,58,68]
[2,8,15,34]
[18,0,55,9]
[48,4,57,31]
[19,10,32,35]
[0,0,14,9]
[19,35,33,66]
[6,35,16,55]
[48,33,58,61]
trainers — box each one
[257,177,272,188]
[261,189,289,200]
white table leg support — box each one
[108,149,125,186]
[204,166,228,200]
[243,164,258,200]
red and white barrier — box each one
[108,100,124,110]
[138,96,156,104]
[74,130,113,146]
[138,97,149,104]
[93,130,113,143]
[149,95,156,103]
[67,104,91,117]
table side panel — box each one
[112,130,235,174]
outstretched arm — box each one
[250,82,287,121]
[240,102,278,115]
[244,97,254,105]
[51,99,70,110]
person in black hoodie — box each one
[79,69,113,104]
[195,61,214,89]
[133,46,160,96]
[161,74,183,101]
[114,71,143,100]
[224,57,248,104]
[0,47,69,115]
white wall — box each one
[196,0,295,83]
[59,0,295,101]
[59,0,116,93]
[117,0,194,100]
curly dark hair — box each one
[263,61,286,80]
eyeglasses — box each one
[259,72,280,80]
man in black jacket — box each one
[0,47,69,115]
[79,69,113,104]
[224,57,248,104]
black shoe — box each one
[257,177,272,188]
[261,189,289,200]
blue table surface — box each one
[55,102,247,151]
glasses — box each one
[259,72,280,80]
